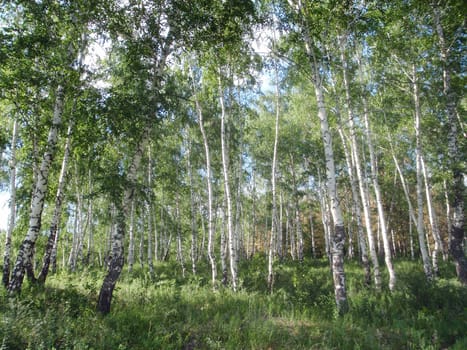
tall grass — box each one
[1,258,465,349]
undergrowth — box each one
[0,258,466,349]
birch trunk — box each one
[234,162,243,262]
[362,99,397,291]
[220,207,228,286]
[285,201,291,259]
[97,126,150,314]
[219,75,238,291]
[278,191,284,259]
[199,201,206,261]
[390,143,418,228]
[289,156,304,262]
[338,127,370,285]
[8,85,65,293]
[175,194,186,278]
[318,172,330,262]
[84,169,94,266]
[309,213,316,258]
[187,141,198,275]
[314,82,348,312]
[38,118,74,283]
[305,38,348,310]
[68,175,83,272]
[250,168,257,258]
[190,65,217,287]
[127,199,136,273]
[443,180,452,250]
[413,66,433,281]
[421,155,446,271]
[288,200,296,260]
[138,223,144,269]
[147,148,155,279]
[268,59,280,291]
[2,118,19,287]
[433,5,466,284]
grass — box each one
[0,257,466,349]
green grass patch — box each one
[1,259,465,349]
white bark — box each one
[147,147,155,278]
[187,140,198,275]
[175,194,186,278]
[268,59,280,291]
[338,127,370,284]
[219,75,238,291]
[433,3,466,284]
[97,125,150,313]
[190,65,217,287]
[127,199,136,272]
[421,155,446,271]
[2,118,19,287]
[38,117,74,282]
[289,156,304,262]
[362,99,396,291]
[309,213,316,258]
[413,65,433,281]
[8,85,65,293]
[443,180,452,249]
[300,25,348,309]
[278,190,284,259]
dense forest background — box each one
[0,0,465,348]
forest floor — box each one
[1,257,466,349]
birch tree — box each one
[37,117,74,283]
[283,0,348,312]
[432,1,466,284]
[2,118,18,287]
[219,75,238,291]
[412,65,433,280]
[8,85,66,293]
[189,64,217,288]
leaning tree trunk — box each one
[190,64,217,288]
[2,118,19,287]
[8,85,65,293]
[218,75,238,291]
[413,66,433,281]
[338,127,370,285]
[347,95,381,290]
[362,98,397,291]
[433,4,466,284]
[38,118,74,283]
[421,155,446,269]
[97,126,150,314]
[97,201,125,314]
[351,49,387,290]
